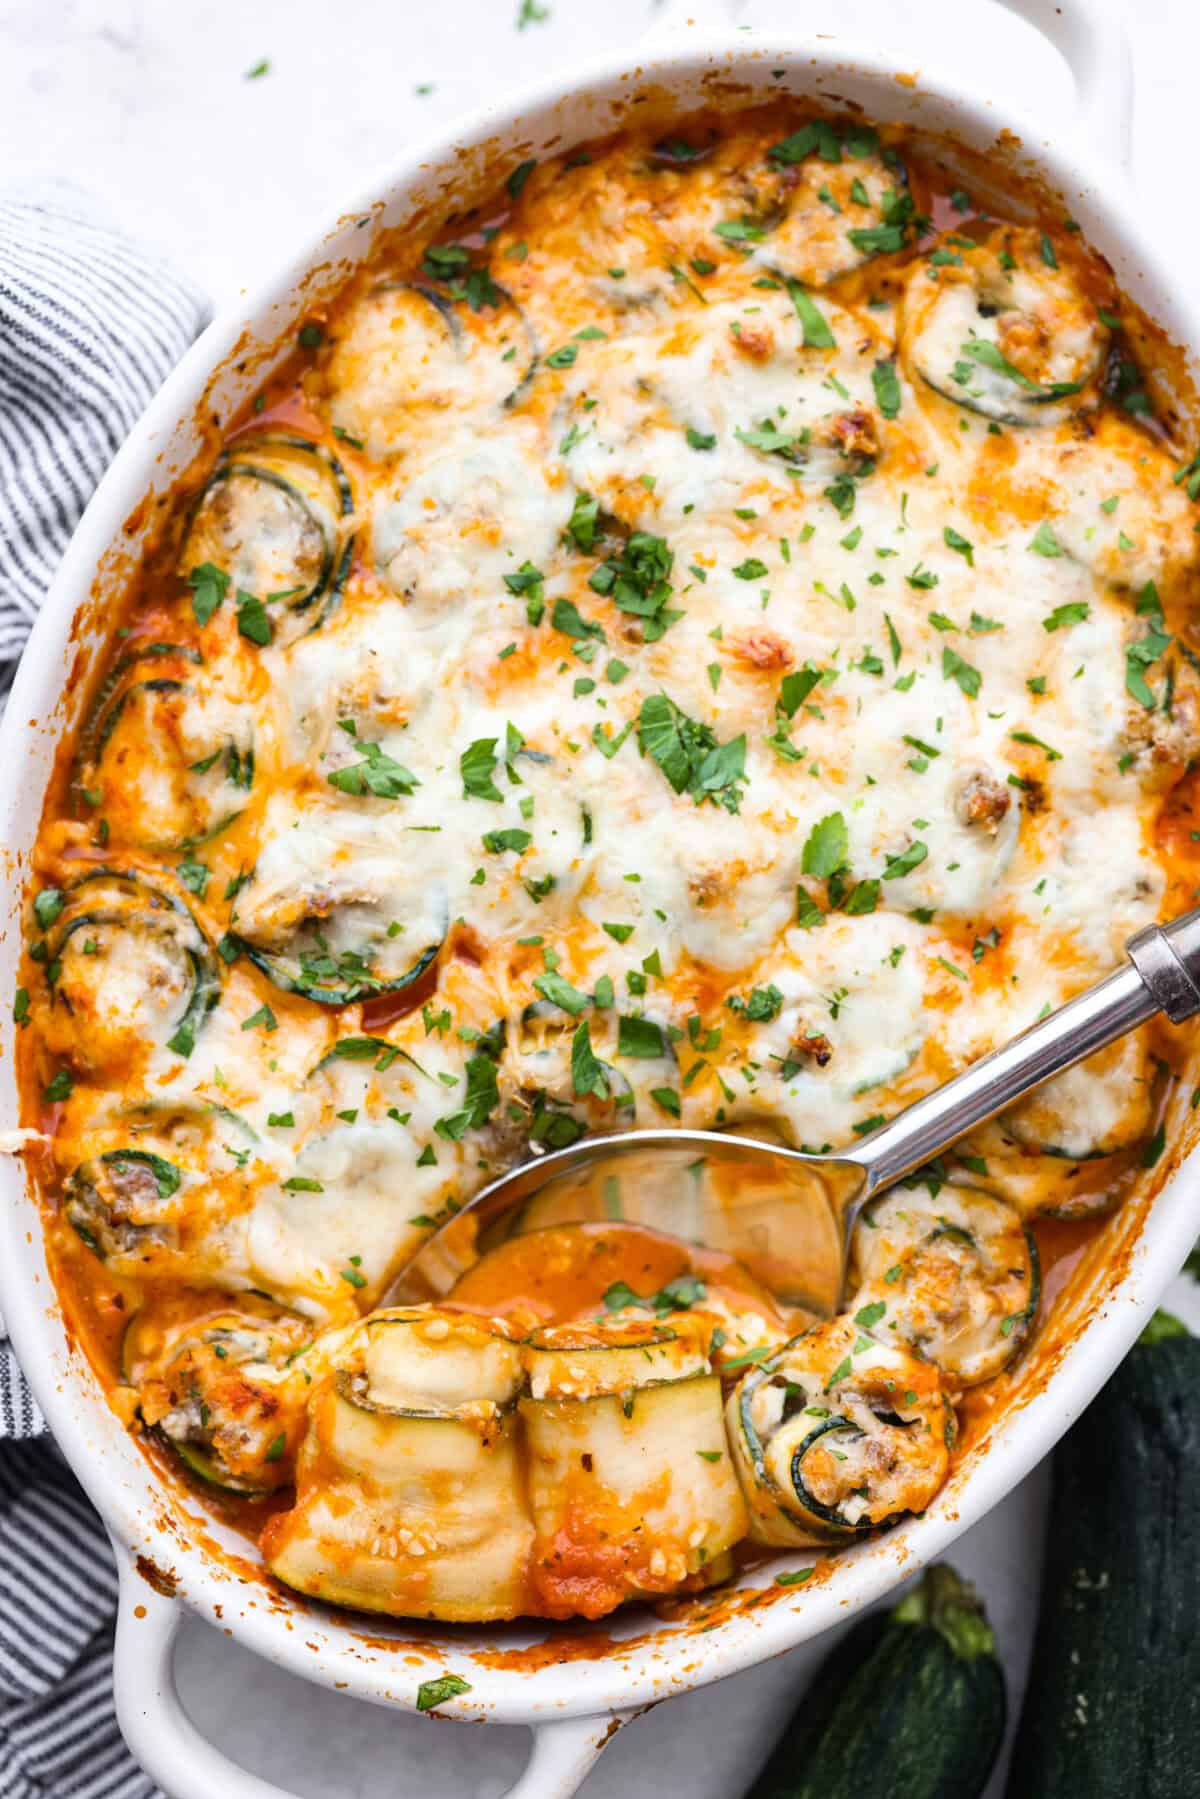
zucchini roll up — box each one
[727,1317,953,1547]
[901,224,1108,427]
[181,432,353,640]
[520,1317,747,1620]
[123,1301,323,1494]
[33,869,219,1074]
[262,1307,534,1621]
[848,1183,1039,1387]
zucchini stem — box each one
[891,1564,996,1661]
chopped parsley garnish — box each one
[602,1273,707,1315]
[1011,729,1062,762]
[1029,521,1065,558]
[637,693,747,813]
[1125,609,1172,710]
[415,1675,472,1713]
[551,595,604,641]
[1042,601,1090,632]
[963,334,1083,400]
[482,827,532,854]
[589,532,678,640]
[188,561,229,627]
[617,1014,666,1058]
[32,888,65,930]
[506,158,537,199]
[503,560,544,603]
[779,664,823,716]
[714,217,766,244]
[566,491,600,550]
[328,721,420,799]
[727,984,784,1022]
[871,359,901,419]
[882,840,928,880]
[788,282,836,348]
[235,591,272,646]
[823,475,857,520]
[434,1052,501,1141]
[943,526,975,567]
[801,812,848,880]
[241,1003,277,1033]
[460,737,504,802]
[533,970,590,1015]
[843,878,880,915]
[571,1020,610,1099]
[736,420,804,458]
[942,646,981,697]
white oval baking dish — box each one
[2,3,1197,1794]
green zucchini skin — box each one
[746,1565,1005,1799]
[1006,1328,1200,1799]
[235,932,441,1007]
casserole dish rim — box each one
[1,1,1197,1767]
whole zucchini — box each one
[745,1564,1005,1799]
[1006,1314,1200,1799]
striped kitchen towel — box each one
[0,181,209,697]
[0,181,209,1795]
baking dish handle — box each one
[996,0,1133,169]
[647,0,1132,171]
[113,1560,624,1799]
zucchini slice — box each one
[901,225,1108,425]
[72,643,254,850]
[1031,411,1200,598]
[523,1316,709,1400]
[962,1034,1160,1217]
[848,1183,1039,1386]
[327,279,538,456]
[229,802,448,1006]
[520,1316,746,1619]
[510,1002,637,1135]
[747,1564,1006,1799]
[181,432,353,636]
[234,908,442,1007]
[65,1148,190,1262]
[373,430,570,608]
[73,639,201,783]
[123,1302,317,1494]
[1002,1032,1155,1163]
[38,869,219,1068]
[262,1307,535,1621]
[717,122,913,287]
[727,1317,953,1546]
[360,1308,523,1409]
[603,290,890,501]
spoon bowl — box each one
[391,911,1200,1314]
[392,1129,865,1314]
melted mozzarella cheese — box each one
[32,111,1200,1333]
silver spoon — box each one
[390,910,1200,1316]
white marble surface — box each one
[3,1,1197,1792]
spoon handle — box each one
[850,910,1200,1195]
